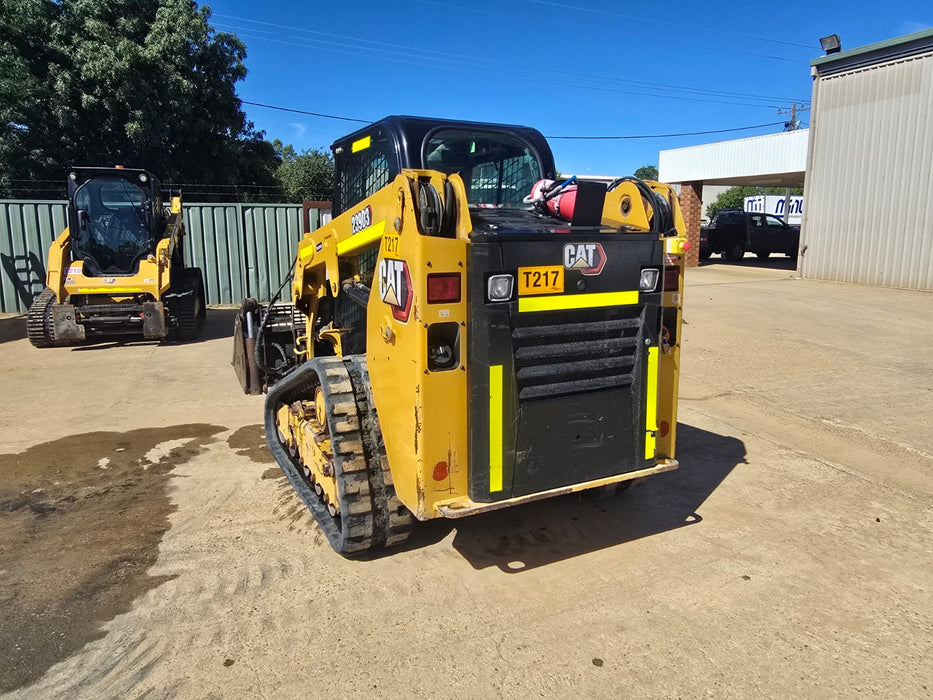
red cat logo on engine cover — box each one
[563,243,606,276]
[378,258,413,322]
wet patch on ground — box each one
[227,424,275,464]
[0,424,225,694]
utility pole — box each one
[779,102,809,131]
[777,103,810,225]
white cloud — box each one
[289,122,307,137]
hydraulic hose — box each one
[254,269,295,378]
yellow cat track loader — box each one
[28,167,205,347]
[232,116,689,554]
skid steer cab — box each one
[233,116,689,555]
[27,167,206,347]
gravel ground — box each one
[0,260,930,698]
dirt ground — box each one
[0,260,930,698]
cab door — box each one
[747,213,772,253]
[764,214,794,253]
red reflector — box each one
[663,266,679,291]
[433,461,449,481]
[659,421,670,438]
[426,273,461,304]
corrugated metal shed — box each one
[0,201,67,313]
[801,29,933,290]
[0,201,312,312]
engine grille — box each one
[511,310,643,401]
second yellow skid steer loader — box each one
[233,116,689,554]
[28,167,205,346]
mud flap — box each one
[141,302,166,339]
[51,305,85,342]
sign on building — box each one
[744,194,803,225]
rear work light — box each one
[487,274,514,302]
[639,268,660,292]
[427,273,461,304]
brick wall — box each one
[679,182,703,268]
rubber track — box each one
[264,357,376,554]
[26,288,58,348]
[343,356,413,547]
[165,270,205,341]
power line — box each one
[546,122,789,140]
[221,20,805,103]
[218,20,806,109]
[239,97,790,141]
[404,1,809,62]
[529,0,820,50]
[216,13,807,102]
[242,101,369,123]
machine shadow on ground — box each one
[699,256,798,271]
[195,307,238,342]
[0,315,26,343]
[401,423,746,573]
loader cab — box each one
[66,167,164,276]
[329,117,559,355]
[331,116,557,216]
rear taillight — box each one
[426,273,461,304]
[663,266,680,291]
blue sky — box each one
[207,0,932,177]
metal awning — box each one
[658,129,808,187]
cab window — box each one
[424,129,542,207]
[333,129,397,215]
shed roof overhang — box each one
[658,129,808,188]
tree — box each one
[0,0,60,186]
[0,0,279,190]
[634,164,658,181]
[273,140,334,202]
[707,185,804,219]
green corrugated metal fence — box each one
[0,200,318,313]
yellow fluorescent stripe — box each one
[74,287,152,294]
[336,220,386,256]
[351,135,371,152]
[518,290,639,313]
[489,364,504,493]
[645,345,659,460]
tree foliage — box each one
[707,185,804,219]
[0,0,279,191]
[273,140,334,202]
[634,164,658,181]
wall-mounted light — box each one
[820,34,842,55]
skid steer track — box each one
[26,288,58,348]
[264,356,411,554]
